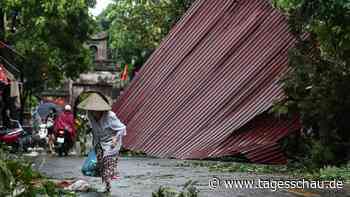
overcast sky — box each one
[89,0,114,16]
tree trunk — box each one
[19,68,25,123]
[0,7,5,41]
[20,88,29,124]
[319,119,331,145]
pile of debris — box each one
[53,179,91,192]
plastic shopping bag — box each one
[81,149,99,177]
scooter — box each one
[54,128,71,156]
[0,119,32,152]
[36,118,54,148]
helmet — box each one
[64,105,72,111]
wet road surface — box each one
[30,155,350,197]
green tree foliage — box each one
[0,147,75,196]
[0,159,14,196]
[272,0,350,167]
[1,0,95,95]
[97,0,194,72]
[152,180,198,197]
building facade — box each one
[42,32,125,112]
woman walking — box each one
[77,93,126,193]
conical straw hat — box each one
[77,93,111,111]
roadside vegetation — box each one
[271,0,350,169]
[152,180,198,197]
[0,145,75,196]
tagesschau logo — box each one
[209,177,344,192]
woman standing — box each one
[46,108,57,154]
[77,93,126,193]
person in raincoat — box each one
[53,105,76,154]
[77,93,126,193]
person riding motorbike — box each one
[53,105,76,155]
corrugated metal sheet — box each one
[113,0,299,164]
[210,114,300,164]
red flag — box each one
[120,64,128,81]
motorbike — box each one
[35,117,54,148]
[0,119,32,152]
[54,128,72,156]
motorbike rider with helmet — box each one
[53,104,76,156]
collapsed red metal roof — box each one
[113,0,300,164]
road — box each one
[29,155,349,197]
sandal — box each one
[111,175,120,180]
